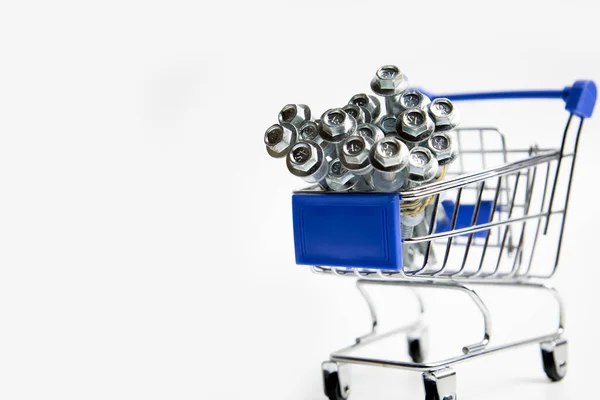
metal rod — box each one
[551,117,584,277]
[543,114,573,234]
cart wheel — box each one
[423,368,457,400]
[322,362,350,400]
[541,339,568,382]
[408,337,424,363]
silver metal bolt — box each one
[325,158,360,191]
[286,141,329,183]
[278,104,311,131]
[408,147,439,184]
[342,104,366,124]
[397,108,435,144]
[339,135,373,176]
[427,131,458,165]
[319,109,357,143]
[369,137,409,191]
[299,120,336,157]
[428,98,460,131]
[355,123,385,142]
[399,89,431,112]
[370,65,409,115]
[264,123,297,158]
[377,115,399,136]
[348,93,381,123]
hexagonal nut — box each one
[325,158,360,191]
[369,137,409,173]
[286,141,328,183]
[427,131,458,165]
[370,65,409,96]
[428,98,460,130]
[339,135,372,175]
[397,108,435,143]
[264,123,297,158]
[408,147,439,183]
[399,89,431,112]
[299,120,321,142]
[377,114,398,135]
[355,123,384,142]
[319,109,357,143]
[349,93,381,122]
[342,104,366,124]
[278,104,311,130]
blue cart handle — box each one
[418,80,596,119]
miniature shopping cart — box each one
[291,81,596,400]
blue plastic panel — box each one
[562,80,596,118]
[435,200,495,238]
[292,193,402,270]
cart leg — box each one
[540,339,568,382]
[423,367,457,400]
[322,361,351,400]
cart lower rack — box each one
[291,81,596,400]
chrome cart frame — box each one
[293,82,596,400]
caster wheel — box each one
[423,368,457,400]
[322,362,350,400]
[541,339,568,382]
[408,337,424,363]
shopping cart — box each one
[291,81,596,400]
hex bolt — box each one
[278,104,311,131]
[408,147,439,185]
[399,89,431,112]
[355,123,385,142]
[428,98,460,131]
[396,108,435,145]
[348,93,381,123]
[319,109,357,143]
[401,211,425,239]
[342,104,366,124]
[377,114,399,136]
[299,120,336,157]
[264,123,297,158]
[370,65,409,116]
[369,137,410,191]
[325,158,361,191]
[286,141,329,183]
[427,131,458,166]
[339,135,373,176]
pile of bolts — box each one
[264,65,460,255]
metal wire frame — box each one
[312,115,584,282]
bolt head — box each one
[427,131,458,165]
[287,141,319,173]
[264,123,296,158]
[378,115,398,135]
[319,109,357,143]
[370,137,409,171]
[408,147,438,182]
[340,135,371,172]
[325,158,359,191]
[299,121,320,141]
[342,104,365,124]
[428,98,459,129]
[397,108,435,143]
[349,93,381,122]
[278,104,311,130]
[399,89,431,111]
[370,65,409,96]
[356,123,384,142]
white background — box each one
[1,1,599,399]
